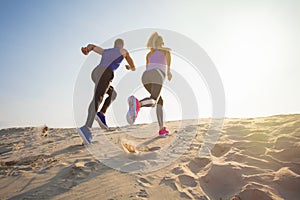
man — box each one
[79,39,135,144]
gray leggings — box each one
[140,69,165,127]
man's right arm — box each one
[122,49,135,71]
[86,44,104,55]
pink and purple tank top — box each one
[146,50,167,72]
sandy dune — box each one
[0,114,300,199]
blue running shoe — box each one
[95,112,108,129]
[78,126,92,145]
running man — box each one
[126,32,172,136]
[79,39,136,144]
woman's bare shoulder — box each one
[147,49,155,57]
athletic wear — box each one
[83,47,124,143]
[126,49,170,134]
[141,49,167,108]
[159,127,169,137]
[127,50,167,129]
[95,112,108,129]
[78,126,92,144]
[139,68,165,128]
[156,104,164,129]
[126,95,140,125]
[100,86,117,114]
[146,50,167,72]
[140,69,165,106]
[86,47,121,129]
[98,47,124,71]
[86,67,114,128]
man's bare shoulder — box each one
[120,48,128,57]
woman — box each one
[127,32,172,136]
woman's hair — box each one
[146,32,164,49]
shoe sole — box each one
[159,134,167,137]
[95,115,109,130]
[78,128,91,145]
[127,96,137,124]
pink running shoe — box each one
[126,95,140,125]
[159,127,169,137]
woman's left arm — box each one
[166,51,172,81]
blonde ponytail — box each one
[146,32,171,51]
[146,32,159,49]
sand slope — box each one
[0,114,300,199]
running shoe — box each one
[78,126,92,144]
[159,127,169,137]
[126,95,140,125]
[95,112,108,129]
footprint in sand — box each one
[237,188,272,200]
[245,132,269,141]
[188,157,211,174]
[273,167,300,199]
[178,174,197,187]
[274,135,296,149]
[224,125,251,137]
[137,177,152,187]
[184,125,198,132]
[171,166,185,175]
[267,147,300,163]
[136,189,149,198]
[199,164,244,200]
[159,177,178,191]
[0,145,12,155]
[176,174,208,200]
[211,143,231,157]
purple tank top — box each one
[146,50,167,72]
[98,47,124,71]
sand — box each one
[0,114,300,199]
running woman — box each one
[79,39,135,144]
[126,32,172,136]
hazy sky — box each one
[0,0,299,128]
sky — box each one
[0,0,299,128]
